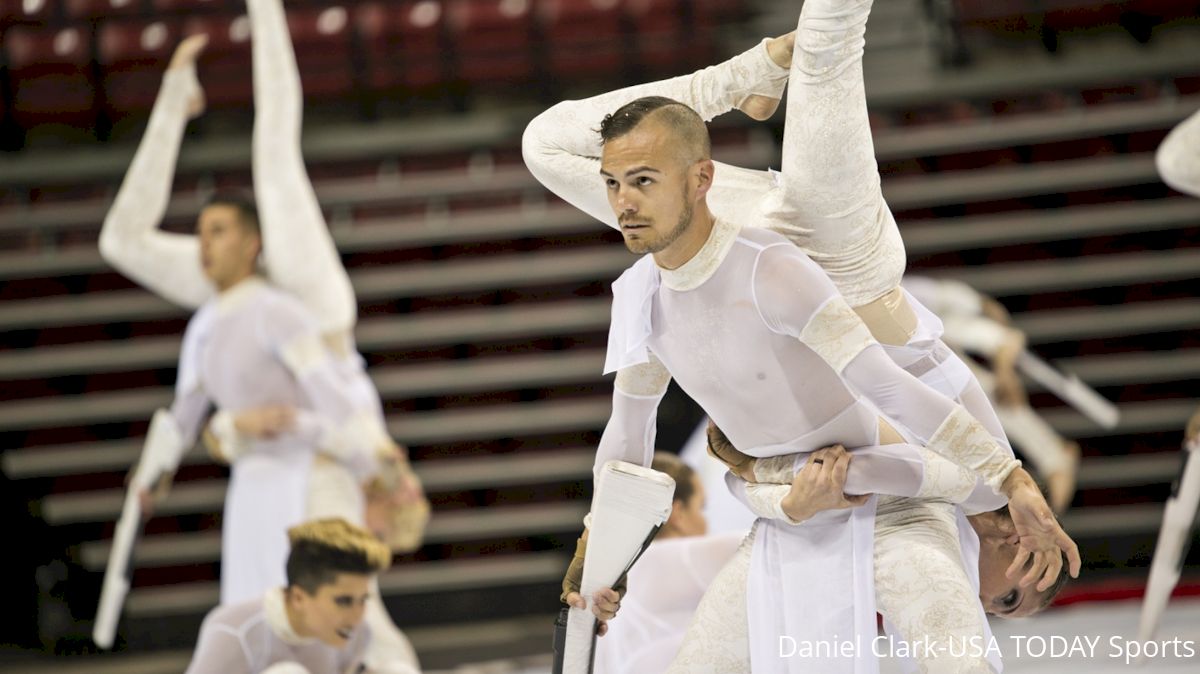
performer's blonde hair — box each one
[285,518,391,592]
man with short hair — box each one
[184,518,393,674]
[524,0,1079,670]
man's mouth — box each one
[335,627,352,640]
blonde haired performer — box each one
[184,518,392,674]
[97,0,425,670]
[523,0,1079,671]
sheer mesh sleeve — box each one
[98,67,213,309]
[594,356,672,475]
[183,622,255,674]
[752,242,1019,493]
[521,39,788,230]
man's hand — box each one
[233,405,295,439]
[565,588,621,637]
[781,445,870,523]
[1002,469,1082,591]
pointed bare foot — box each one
[737,32,794,121]
[169,34,209,119]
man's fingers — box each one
[1021,550,1047,588]
[565,592,586,610]
[596,621,609,637]
[1006,546,1032,580]
[1059,530,1082,577]
[831,450,851,488]
[1037,550,1064,592]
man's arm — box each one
[1157,106,1200,198]
[98,36,213,310]
[561,356,672,628]
[753,242,1080,582]
[183,622,255,674]
[522,38,789,229]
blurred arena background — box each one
[0,0,1198,671]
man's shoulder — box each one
[732,224,791,250]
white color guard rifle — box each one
[93,409,184,649]
[553,460,675,674]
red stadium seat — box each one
[535,0,625,79]
[183,13,253,107]
[444,0,539,86]
[152,0,232,12]
[355,1,452,93]
[98,20,181,117]
[287,5,358,100]
[64,0,145,20]
[625,0,713,75]
[4,25,98,128]
[0,0,56,24]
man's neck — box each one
[216,270,256,293]
[283,598,311,641]
[653,205,715,271]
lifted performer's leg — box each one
[247,0,357,346]
[98,36,213,309]
[766,0,914,343]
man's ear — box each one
[692,159,714,200]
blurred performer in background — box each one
[592,453,743,674]
[98,1,426,670]
[185,519,391,674]
[903,275,1080,513]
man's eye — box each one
[605,178,619,189]
[335,596,354,608]
[1002,591,1018,607]
[637,176,654,186]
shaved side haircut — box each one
[599,96,712,165]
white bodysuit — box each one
[185,587,369,674]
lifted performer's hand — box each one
[167,34,208,119]
[781,445,870,523]
[565,588,621,636]
[1003,468,1082,590]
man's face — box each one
[197,204,259,288]
[600,120,697,256]
[288,572,372,648]
[977,533,1052,618]
[669,474,708,538]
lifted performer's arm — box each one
[99,37,213,310]
[522,40,788,229]
[183,621,255,674]
[1157,106,1200,198]
[727,444,977,524]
